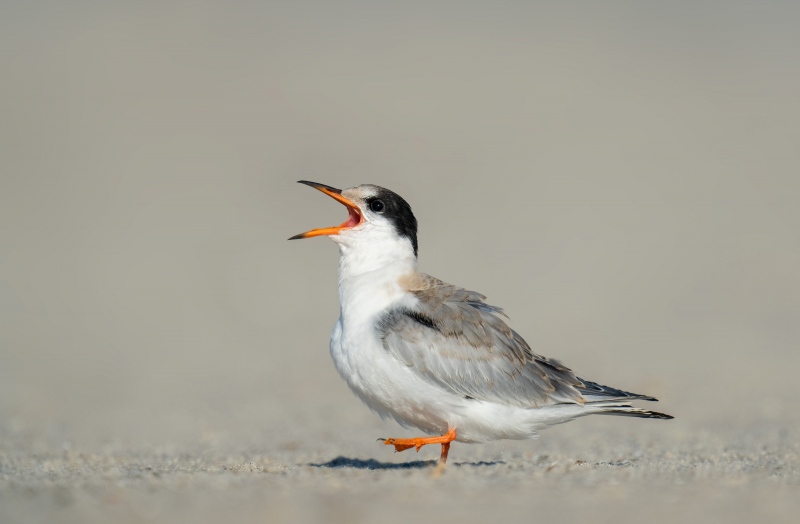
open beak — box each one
[288,181,363,240]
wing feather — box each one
[378,274,586,408]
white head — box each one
[289,181,419,275]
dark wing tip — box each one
[577,379,659,402]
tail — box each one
[593,405,673,419]
[576,378,673,420]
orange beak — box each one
[288,181,363,240]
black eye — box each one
[369,199,385,213]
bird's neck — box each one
[336,237,417,279]
[336,245,418,325]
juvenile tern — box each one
[289,181,672,465]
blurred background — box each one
[1,0,799,456]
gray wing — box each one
[378,274,588,408]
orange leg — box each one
[381,428,457,464]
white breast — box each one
[329,257,449,433]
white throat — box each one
[334,235,418,327]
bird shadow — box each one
[310,456,505,470]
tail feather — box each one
[595,405,673,419]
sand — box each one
[2,416,799,524]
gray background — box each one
[1,1,799,523]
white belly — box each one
[329,317,451,435]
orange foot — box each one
[380,428,457,464]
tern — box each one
[289,181,672,465]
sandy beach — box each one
[2,411,799,523]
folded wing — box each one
[378,274,588,408]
